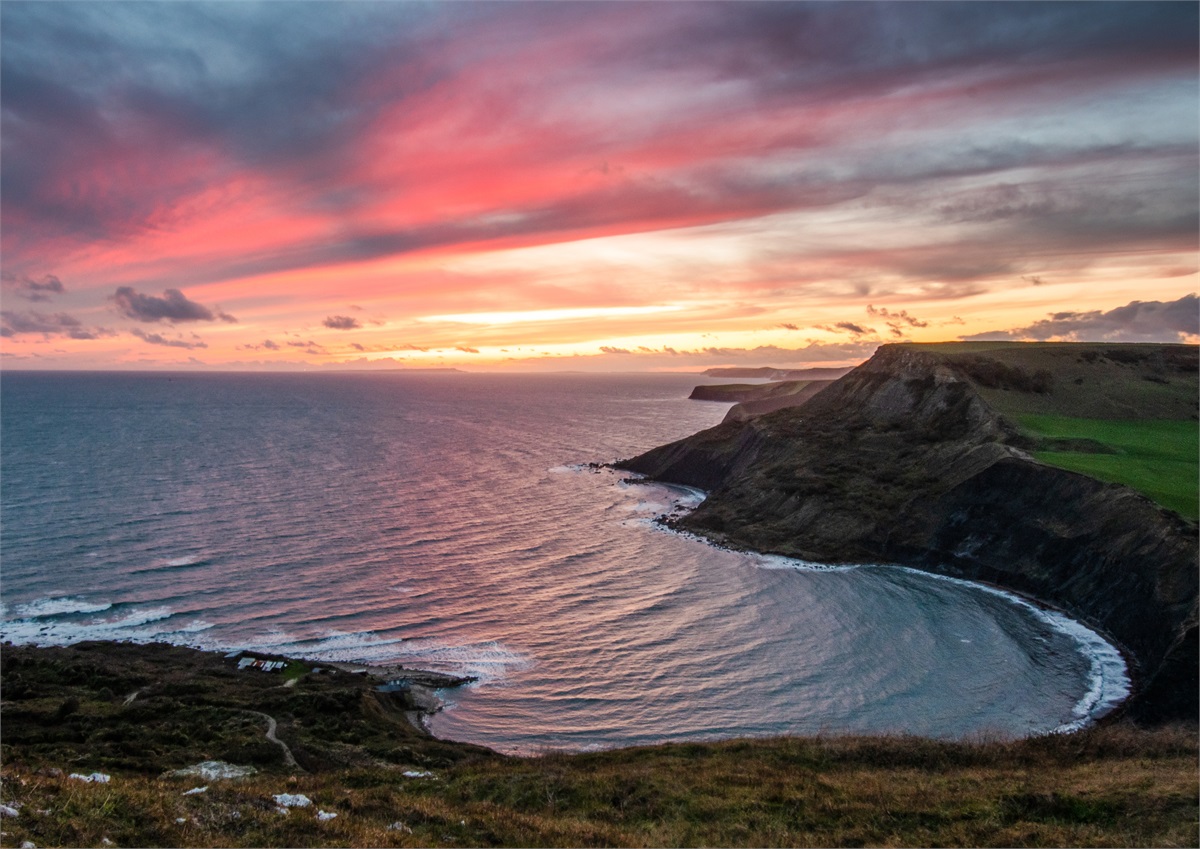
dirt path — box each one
[238,709,301,770]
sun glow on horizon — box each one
[418,305,686,326]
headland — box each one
[623,342,1199,725]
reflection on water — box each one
[1,371,1125,753]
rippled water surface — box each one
[1,371,1127,753]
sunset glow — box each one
[2,1,1196,371]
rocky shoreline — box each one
[324,661,475,733]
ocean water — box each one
[0,371,1128,754]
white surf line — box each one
[885,566,1132,733]
[622,474,1132,733]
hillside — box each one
[1,642,1196,848]
[624,343,1199,725]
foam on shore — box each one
[632,478,1132,732]
[903,570,1132,732]
[0,598,212,646]
[0,598,527,692]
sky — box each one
[2,1,1197,372]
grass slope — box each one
[2,642,1198,848]
[923,342,1197,421]
[1017,415,1199,519]
[3,726,1196,848]
[912,342,1198,519]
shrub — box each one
[54,696,80,721]
[955,357,1053,393]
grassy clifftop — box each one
[902,341,1197,421]
[905,343,1198,517]
[1,642,1196,848]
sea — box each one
[0,371,1129,754]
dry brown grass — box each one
[3,725,1196,847]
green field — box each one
[1017,415,1199,520]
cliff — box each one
[624,343,1199,724]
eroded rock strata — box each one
[623,343,1198,724]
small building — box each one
[236,656,287,672]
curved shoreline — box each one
[626,475,1135,736]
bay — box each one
[0,371,1127,753]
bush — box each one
[54,696,80,721]
[955,357,1053,393]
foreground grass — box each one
[2,726,1197,848]
[4,644,1197,848]
[1017,415,1199,519]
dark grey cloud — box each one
[964,294,1198,343]
[834,322,872,336]
[130,327,207,349]
[322,315,361,330]
[1,272,66,301]
[778,323,799,331]
[0,3,423,243]
[284,339,325,355]
[672,2,1195,107]
[867,305,927,328]
[867,304,928,337]
[931,173,1199,249]
[0,3,426,154]
[599,346,633,354]
[111,287,236,323]
[238,339,281,352]
[1,309,110,339]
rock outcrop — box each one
[624,343,1198,724]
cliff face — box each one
[624,344,1199,724]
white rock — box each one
[317,810,337,822]
[387,821,413,834]
[182,786,207,796]
[275,806,290,816]
[272,793,312,808]
[175,818,187,824]
[402,770,435,779]
[170,761,256,781]
[0,805,19,818]
[68,773,110,784]
[20,841,36,849]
